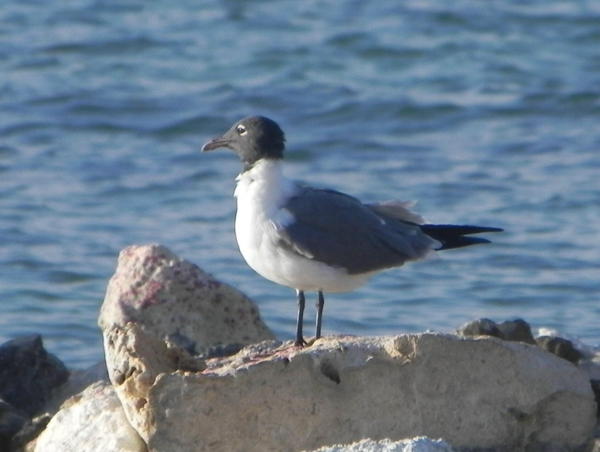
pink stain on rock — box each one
[100,244,275,355]
[138,280,165,309]
[201,342,301,377]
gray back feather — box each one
[275,188,436,274]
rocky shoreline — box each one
[1,244,599,452]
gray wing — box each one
[275,188,437,274]
[366,200,426,224]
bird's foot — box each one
[294,337,307,347]
[305,337,320,346]
[294,337,322,347]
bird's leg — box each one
[315,290,325,340]
[295,289,307,346]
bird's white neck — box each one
[233,158,298,282]
[234,158,292,200]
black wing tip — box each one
[472,226,503,233]
[421,224,503,251]
[423,224,503,234]
[434,236,492,251]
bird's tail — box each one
[420,224,503,250]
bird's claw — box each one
[294,337,307,347]
[294,337,321,347]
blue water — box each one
[2,1,600,368]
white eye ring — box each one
[236,124,247,135]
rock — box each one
[459,318,540,345]
[457,318,503,339]
[100,245,275,452]
[459,318,536,346]
[34,381,145,452]
[0,335,69,417]
[45,360,109,415]
[496,319,536,344]
[580,352,600,381]
[536,335,583,364]
[305,437,454,452]
[0,398,28,451]
[10,360,109,452]
[102,321,206,439]
[99,244,274,357]
[106,332,595,452]
[589,380,600,417]
[11,412,51,452]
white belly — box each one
[235,205,372,292]
[233,160,374,293]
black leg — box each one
[315,290,325,339]
[295,289,306,346]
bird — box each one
[202,115,502,346]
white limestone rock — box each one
[306,437,454,452]
[34,381,145,452]
[105,332,596,452]
[99,244,274,356]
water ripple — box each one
[1,0,600,367]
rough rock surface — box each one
[99,244,274,357]
[0,398,28,451]
[496,319,536,344]
[458,318,503,339]
[34,381,145,452]
[305,437,454,452]
[0,335,69,417]
[458,318,536,344]
[14,361,109,452]
[536,335,583,364]
[590,380,600,417]
[45,360,109,415]
[104,331,596,452]
[12,413,51,452]
[572,341,600,381]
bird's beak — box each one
[201,136,230,152]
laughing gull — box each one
[202,116,502,346]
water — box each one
[2,0,600,369]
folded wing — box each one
[274,188,438,275]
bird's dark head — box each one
[202,116,285,167]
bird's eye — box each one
[236,124,247,135]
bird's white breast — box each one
[233,159,372,292]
